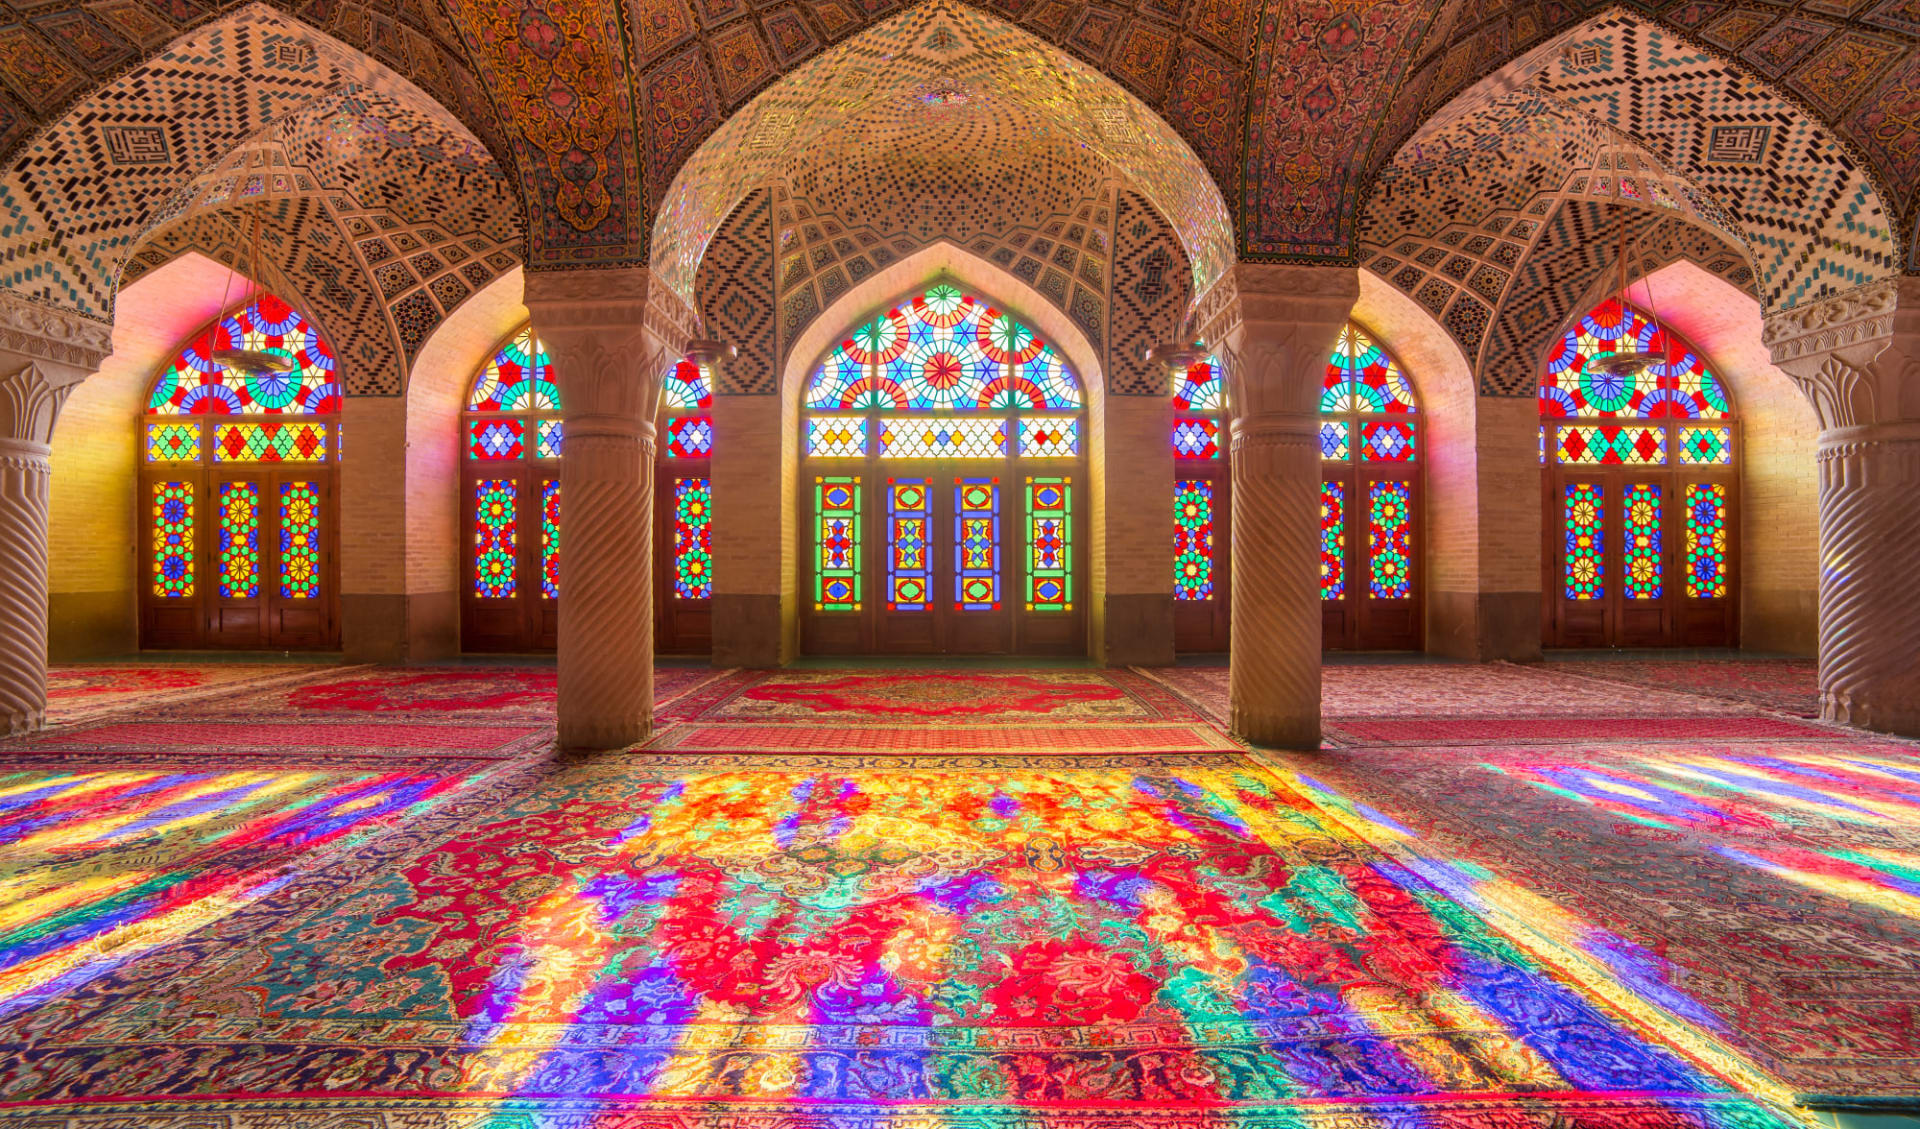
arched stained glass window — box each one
[659,358,714,649]
[801,283,1085,655]
[138,295,340,650]
[459,330,714,653]
[1541,299,1737,647]
[1322,324,1422,650]
[1171,355,1229,651]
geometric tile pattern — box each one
[1536,15,1899,309]
[696,188,777,396]
[1108,189,1190,396]
[649,2,1235,309]
[4,0,1920,313]
[764,178,1125,391]
[1478,198,1666,397]
[112,88,522,394]
[0,6,517,324]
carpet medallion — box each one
[0,756,1788,1127]
[652,670,1233,753]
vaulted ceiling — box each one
[3,0,1920,324]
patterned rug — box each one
[0,752,1789,1127]
[652,669,1234,753]
[1547,659,1821,718]
[147,663,726,723]
[0,763,500,1028]
[1265,738,1920,1101]
[44,663,359,726]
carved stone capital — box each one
[1760,277,1920,430]
[1761,277,1900,365]
[524,265,700,362]
[0,290,112,375]
[0,362,80,445]
[1210,265,1359,419]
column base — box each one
[1230,707,1320,750]
[558,716,651,752]
[1823,692,1920,739]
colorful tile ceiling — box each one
[3,0,1920,326]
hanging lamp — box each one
[208,201,296,377]
[1582,218,1671,381]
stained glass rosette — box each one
[1540,300,1729,420]
[148,296,340,416]
[468,328,559,412]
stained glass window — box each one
[673,477,712,600]
[1541,300,1737,638]
[955,477,1001,610]
[1026,476,1072,611]
[667,416,714,458]
[468,328,558,411]
[879,417,1007,459]
[663,360,713,410]
[1624,483,1663,599]
[808,416,868,458]
[540,480,560,600]
[216,482,259,600]
[1320,481,1345,600]
[886,478,932,612]
[151,481,194,598]
[1325,325,1419,414]
[1318,323,1422,638]
[1173,417,1220,460]
[1564,483,1604,600]
[212,421,328,463]
[1018,417,1078,458]
[474,479,516,598]
[1686,483,1728,598]
[805,285,1081,412]
[536,419,563,459]
[279,481,321,599]
[1552,425,1666,465]
[814,476,862,611]
[1173,357,1225,411]
[1678,426,1731,465]
[147,295,340,416]
[1175,479,1214,601]
[146,423,200,462]
[1541,300,1730,420]
[469,419,524,460]
[1320,421,1351,461]
[1368,482,1412,599]
[1360,421,1416,462]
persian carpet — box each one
[652,669,1234,753]
[148,663,726,723]
[44,663,360,726]
[0,762,506,1029]
[1546,658,1821,718]
[1139,662,1759,734]
[1265,737,1920,1100]
[0,752,1792,1128]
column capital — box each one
[525,266,694,423]
[0,290,113,378]
[1199,264,1358,419]
[1761,276,1920,430]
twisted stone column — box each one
[1765,277,1920,737]
[0,293,111,736]
[1227,412,1323,746]
[0,439,52,735]
[526,267,694,751]
[1814,425,1920,732]
[1198,264,1358,748]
